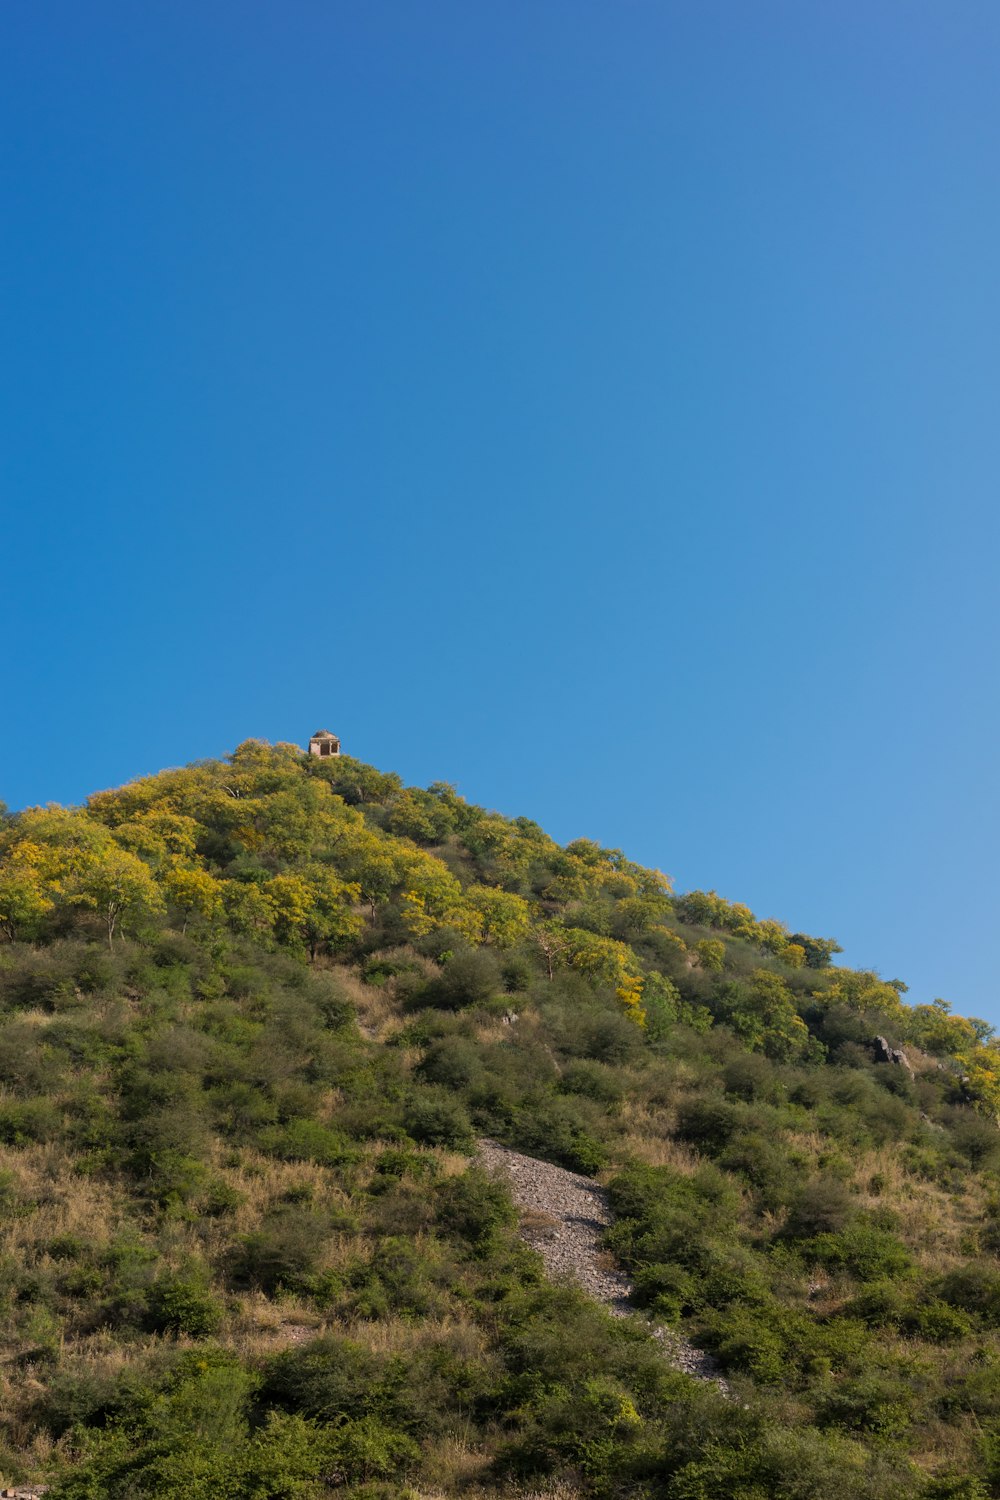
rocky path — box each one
[477,1139,727,1390]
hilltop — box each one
[1,739,999,1498]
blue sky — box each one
[3,3,1000,1019]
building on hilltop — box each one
[308,729,341,758]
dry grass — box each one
[519,1207,560,1242]
[615,1101,699,1173]
[416,1433,493,1492]
[0,1329,167,1466]
[435,1148,475,1179]
[334,946,441,1044]
[351,1311,485,1357]
[332,965,400,1038]
[0,1143,127,1274]
[472,1017,515,1046]
[846,1144,987,1268]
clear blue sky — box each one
[3,4,1000,1019]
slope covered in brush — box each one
[0,739,999,1498]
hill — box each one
[1,739,999,1498]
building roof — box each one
[310,729,339,739]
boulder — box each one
[873,1035,913,1074]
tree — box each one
[306,753,403,806]
[297,867,363,959]
[337,829,406,921]
[755,919,791,956]
[399,851,475,939]
[563,928,647,1027]
[717,970,814,1061]
[789,932,843,969]
[822,971,904,1019]
[0,864,54,941]
[695,938,725,972]
[115,811,200,863]
[464,885,531,948]
[73,845,163,947]
[163,865,224,932]
[610,891,672,940]
[222,880,277,939]
[5,808,107,879]
[264,875,316,949]
[532,922,571,981]
[385,792,438,843]
[264,870,362,958]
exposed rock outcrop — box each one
[873,1035,913,1074]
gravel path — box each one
[477,1139,728,1391]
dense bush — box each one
[145,1272,223,1337]
[230,1206,333,1293]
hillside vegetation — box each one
[2,740,1000,1498]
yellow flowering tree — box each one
[72,845,163,947]
[464,886,532,948]
[162,865,225,932]
[221,880,278,940]
[0,861,55,941]
[562,928,647,1027]
[821,971,906,1020]
[263,869,362,958]
[696,938,726,972]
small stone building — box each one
[308,729,342,758]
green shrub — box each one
[950,1114,1000,1169]
[403,1088,474,1149]
[907,1298,974,1342]
[198,1178,245,1217]
[936,1263,1000,1326]
[818,1373,914,1435]
[0,1098,61,1145]
[558,1059,624,1106]
[508,1096,608,1173]
[39,1363,157,1438]
[435,1167,517,1248]
[494,1372,646,1481]
[261,1333,419,1432]
[230,1207,332,1293]
[346,1236,449,1318]
[47,1355,259,1497]
[848,1278,908,1329]
[258,1117,353,1166]
[145,1273,223,1337]
[48,1233,86,1261]
[369,1145,439,1190]
[675,1095,741,1154]
[924,1480,992,1500]
[432,947,501,1008]
[415,1037,485,1090]
[722,1052,780,1102]
[717,1131,794,1209]
[631,1261,697,1321]
[700,1301,791,1383]
[806,1224,912,1282]
[784,1176,854,1239]
[58,1263,104,1299]
[322,1416,420,1483]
